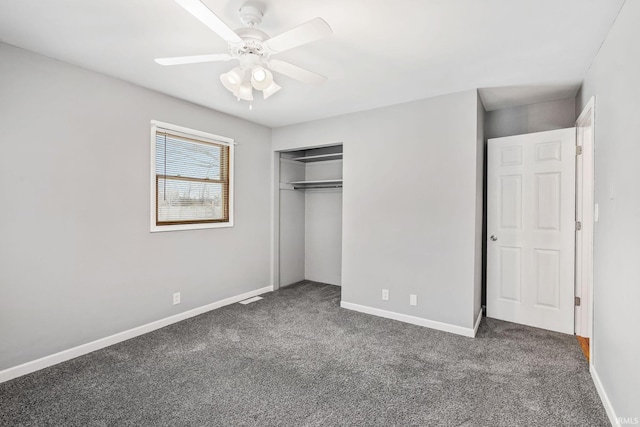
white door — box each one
[487,128,576,334]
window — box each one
[150,121,234,232]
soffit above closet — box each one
[0,0,625,127]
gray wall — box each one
[485,97,576,139]
[577,0,640,420]
[0,43,272,370]
[278,159,305,286]
[305,160,343,286]
[273,90,482,330]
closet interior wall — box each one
[278,145,343,287]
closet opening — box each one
[275,144,343,290]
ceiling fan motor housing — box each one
[229,28,271,67]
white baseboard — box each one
[340,301,477,338]
[473,310,483,336]
[591,364,619,427]
[0,285,273,384]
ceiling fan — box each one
[155,0,333,108]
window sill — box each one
[150,221,234,233]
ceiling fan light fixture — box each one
[262,81,281,99]
[251,67,273,90]
[220,72,240,96]
[252,66,267,82]
[238,81,254,101]
[227,66,244,85]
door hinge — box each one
[576,221,582,231]
[575,296,581,306]
[576,146,583,155]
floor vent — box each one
[239,296,263,305]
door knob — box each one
[490,235,498,241]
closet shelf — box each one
[288,179,343,190]
[290,153,343,163]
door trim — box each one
[575,97,595,355]
[271,151,281,290]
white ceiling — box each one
[0,0,625,128]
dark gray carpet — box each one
[0,281,608,426]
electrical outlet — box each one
[382,289,389,301]
[410,294,417,306]
[173,292,181,305]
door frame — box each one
[271,143,344,290]
[574,97,595,351]
[272,150,281,291]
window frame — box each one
[150,120,234,232]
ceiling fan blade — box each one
[265,17,332,53]
[174,0,242,43]
[267,59,327,86]
[155,53,233,65]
